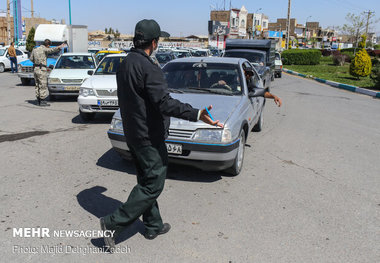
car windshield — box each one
[224,51,265,66]
[96,53,108,62]
[192,50,208,57]
[55,55,95,69]
[156,54,172,64]
[275,53,281,60]
[95,56,125,75]
[164,62,243,96]
[0,49,6,56]
[174,51,190,58]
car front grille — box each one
[96,89,117,97]
[90,105,119,111]
[168,129,194,139]
[21,66,33,73]
[61,79,83,83]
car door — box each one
[15,49,27,63]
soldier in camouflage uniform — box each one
[30,39,66,106]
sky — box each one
[1,0,379,36]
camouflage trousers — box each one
[34,67,48,100]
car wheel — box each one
[252,111,263,132]
[21,78,31,85]
[0,63,5,73]
[228,130,246,176]
[79,110,95,121]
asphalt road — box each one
[0,72,379,263]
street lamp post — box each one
[69,0,72,25]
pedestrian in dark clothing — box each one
[100,19,223,248]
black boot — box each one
[37,97,41,105]
[39,99,50,107]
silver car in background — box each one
[108,57,267,175]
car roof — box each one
[102,53,128,58]
[169,57,246,64]
[60,52,93,56]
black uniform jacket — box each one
[117,48,199,147]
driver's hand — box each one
[199,105,224,128]
[273,96,282,107]
[218,80,226,85]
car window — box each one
[275,53,281,60]
[95,56,125,75]
[15,49,23,56]
[156,54,172,64]
[224,51,265,65]
[55,55,95,69]
[164,62,242,95]
[0,49,5,56]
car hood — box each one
[49,69,90,79]
[113,93,243,129]
[83,74,117,90]
[19,58,57,67]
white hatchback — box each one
[0,46,28,73]
[77,53,127,121]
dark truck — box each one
[223,39,276,89]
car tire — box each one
[0,63,5,73]
[21,78,31,85]
[227,130,246,176]
[252,111,263,132]
[79,110,95,121]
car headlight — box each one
[192,128,231,143]
[18,65,22,72]
[79,87,95,97]
[110,118,123,132]
[49,78,61,84]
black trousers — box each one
[104,142,168,235]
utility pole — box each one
[31,0,34,18]
[7,0,11,44]
[286,0,291,49]
[364,10,374,48]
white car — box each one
[274,52,283,78]
[0,46,28,73]
[77,53,127,121]
[47,53,97,99]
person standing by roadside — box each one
[8,42,17,73]
[100,19,223,248]
[30,39,66,106]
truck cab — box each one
[18,24,87,85]
[223,39,276,89]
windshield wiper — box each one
[187,87,233,96]
[168,88,184,94]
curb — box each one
[283,68,380,98]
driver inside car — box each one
[244,66,282,107]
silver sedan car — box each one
[107,57,266,175]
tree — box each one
[340,13,366,48]
[114,29,120,38]
[26,27,36,52]
[349,49,372,79]
[104,28,108,34]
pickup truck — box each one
[223,39,276,89]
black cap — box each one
[134,19,170,40]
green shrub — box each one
[374,44,380,50]
[349,49,372,78]
[358,35,366,49]
[282,49,321,65]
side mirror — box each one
[87,70,94,75]
[48,64,54,69]
[248,88,266,98]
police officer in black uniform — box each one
[100,19,223,248]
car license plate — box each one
[166,143,182,155]
[97,100,118,106]
[64,86,80,91]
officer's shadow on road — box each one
[97,149,223,183]
[71,113,113,125]
[77,186,145,249]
